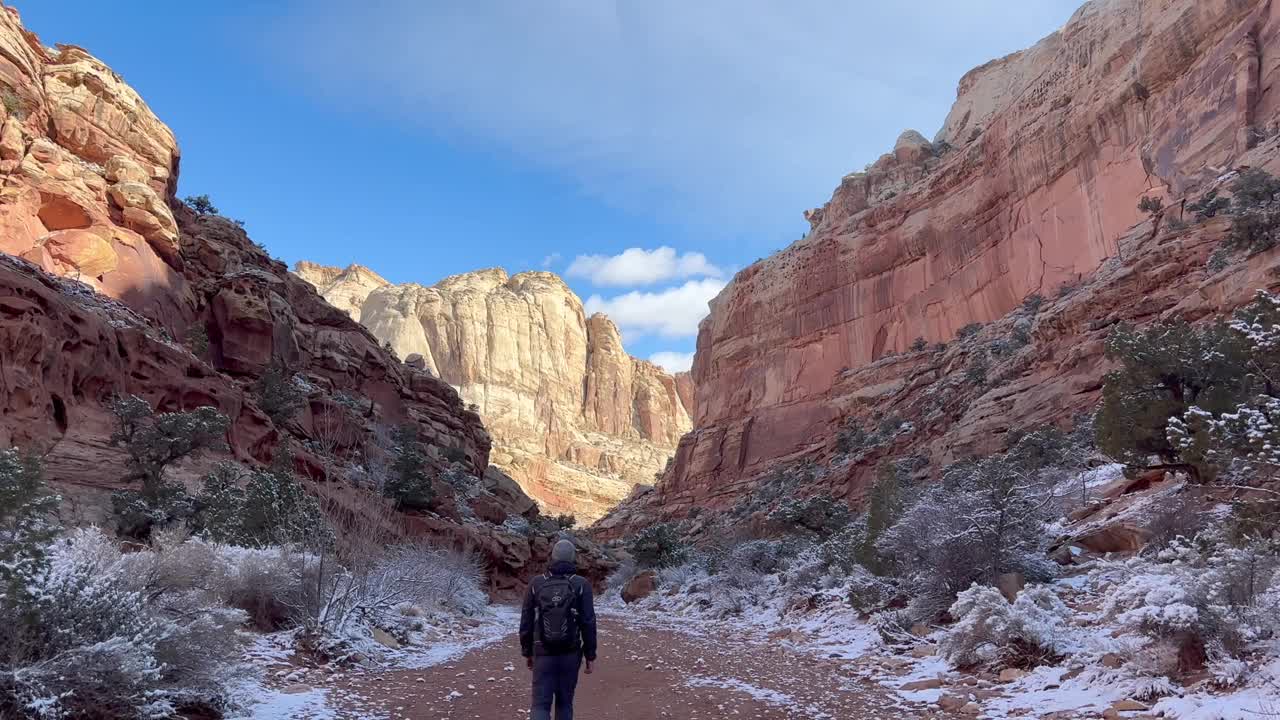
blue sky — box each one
[16,1,1081,371]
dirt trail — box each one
[326,611,929,719]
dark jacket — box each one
[520,560,597,661]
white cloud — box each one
[541,252,562,268]
[566,246,721,287]
[649,351,695,373]
[585,278,725,339]
[260,1,1081,235]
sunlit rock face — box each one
[0,6,600,592]
[298,264,693,522]
[597,0,1280,536]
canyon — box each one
[598,0,1280,534]
[295,262,693,522]
[0,5,606,593]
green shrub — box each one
[1,89,24,120]
[553,514,577,529]
[1021,294,1044,315]
[910,337,929,352]
[1187,189,1230,220]
[1138,196,1164,215]
[254,365,306,425]
[0,450,58,601]
[956,322,984,340]
[1225,170,1280,253]
[383,424,434,511]
[965,350,990,385]
[195,449,327,547]
[1208,248,1231,272]
[769,494,850,538]
[1095,319,1250,479]
[627,523,689,569]
[186,325,209,357]
[111,483,197,540]
[183,194,219,216]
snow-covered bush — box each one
[657,562,705,591]
[502,514,533,536]
[877,444,1061,622]
[845,566,898,614]
[0,528,247,719]
[1100,534,1280,660]
[295,539,487,652]
[626,522,689,569]
[212,545,306,631]
[941,584,1070,669]
[724,539,791,575]
[194,460,328,547]
[769,495,850,538]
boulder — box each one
[621,570,657,604]
[899,678,944,691]
[371,627,400,650]
[1076,524,1148,554]
[998,668,1026,683]
[995,572,1025,602]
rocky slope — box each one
[599,0,1280,534]
[0,5,604,593]
[295,264,693,522]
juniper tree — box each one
[1163,291,1280,483]
[108,395,229,537]
[109,395,230,498]
[383,424,434,511]
[0,450,58,603]
[1095,321,1250,480]
[195,445,327,547]
[254,365,306,425]
[627,522,689,569]
[1226,169,1280,254]
[183,194,219,216]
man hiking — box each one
[520,539,598,720]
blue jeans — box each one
[531,653,582,720]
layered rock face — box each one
[600,0,1280,533]
[297,265,693,521]
[0,6,596,593]
[293,261,389,322]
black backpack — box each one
[535,574,580,653]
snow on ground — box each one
[609,481,1280,720]
[685,676,835,719]
[231,606,516,719]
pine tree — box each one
[1095,321,1250,479]
[0,450,58,603]
[383,424,434,511]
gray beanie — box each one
[551,539,576,563]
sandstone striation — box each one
[298,264,693,521]
[598,0,1280,535]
